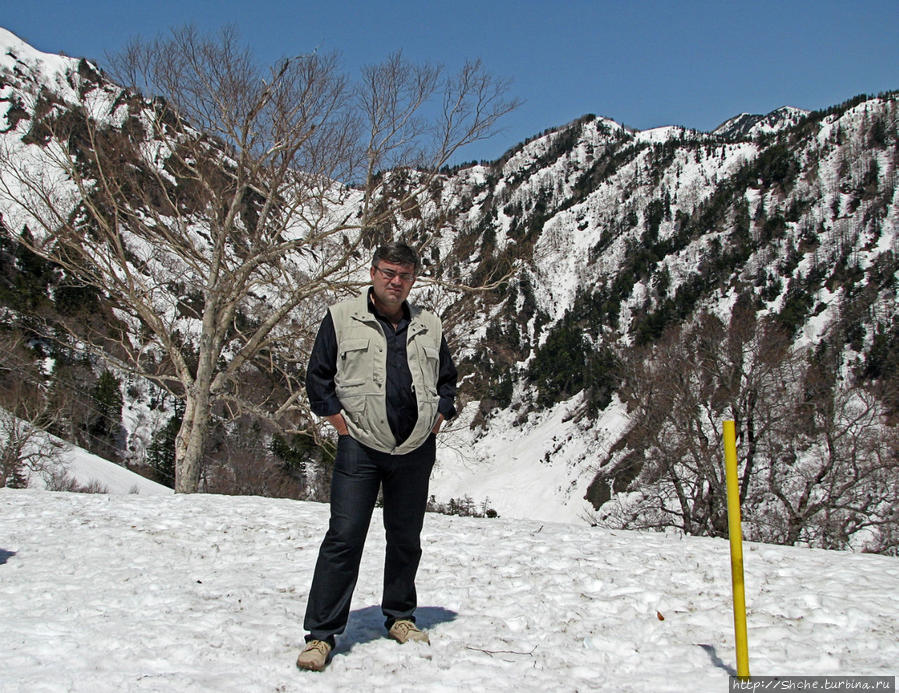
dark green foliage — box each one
[867,115,890,148]
[753,144,798,188]
[507,188,551,243]
[528,318,586,405]
[54,282,101,317]
[632,301,675,345]
[528,295,620,411]
[89,370,123,438]
[464,313,524,413]
[146,401,183,488]
[642,199,665,245]
[270,433,318,475]
[761,214,787,243]
[582,346,620,414]
[860,316,899,375]
[859,158,880,200]
[775,278,815,335]
[0,230,58,314]
[759,274,783,302]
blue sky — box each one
[5,1,898,163]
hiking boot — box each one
[296,639,332,671]
[388,619,430,645]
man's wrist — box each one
[325,412,349,435]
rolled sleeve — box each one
[436,334,458,420]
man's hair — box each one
[372,243,419,272]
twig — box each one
[465,645,538,658]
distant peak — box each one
[1,26,59,64]
[712,106,810,140]
[0,26,85,103]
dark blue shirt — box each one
[305,292,457,445]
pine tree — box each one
[146,402,183,489]
[87,370,123,462]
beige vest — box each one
[329,289,443,454]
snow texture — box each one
[1,486,896,692]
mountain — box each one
[1,28,897,550]
[417,89,896,521]
[712,106,810,140]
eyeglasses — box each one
[374,266,415,283]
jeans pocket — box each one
[334,434,361,476]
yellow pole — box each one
[723,419,750,679]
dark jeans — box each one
[303,433,436,644]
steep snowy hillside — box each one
[417,93,898,537]
[1,489,897,692]
[6,416,172,495]
[0,26,81,100]
[1,27,896,546]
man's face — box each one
[370,260,416,311]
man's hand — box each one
[431,413,444,434]
[326,412,349,436]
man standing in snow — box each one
[297,243,457,672]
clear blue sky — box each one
[5,1,898,163]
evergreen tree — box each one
[87,369,124,462]
[146,402,184,488]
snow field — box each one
[1,489,896,692]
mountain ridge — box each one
[1,27,896,550]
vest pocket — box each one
[337,338,371,386]
[420,344,440,381]
[340,393,367,415]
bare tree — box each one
[595,306,799,537]
[0,335,68,487]
[764,364,899,550]
[0,26,518,492]
[0,408,68,488]
[592,303,899,552]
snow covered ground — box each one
[1,488,896,692]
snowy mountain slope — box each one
[30,432,172,495]
[430,393,631,523]
[1,27,896,540]
[712,106,811,140]
[1,488,897,692]
[0,405,171,494]
[0,27,82,102]
[418,91,898,529]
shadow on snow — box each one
[335,605,458,654]
[698,643,737,676]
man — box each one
[297,243,457,672]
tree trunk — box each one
[174,391,211,493]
